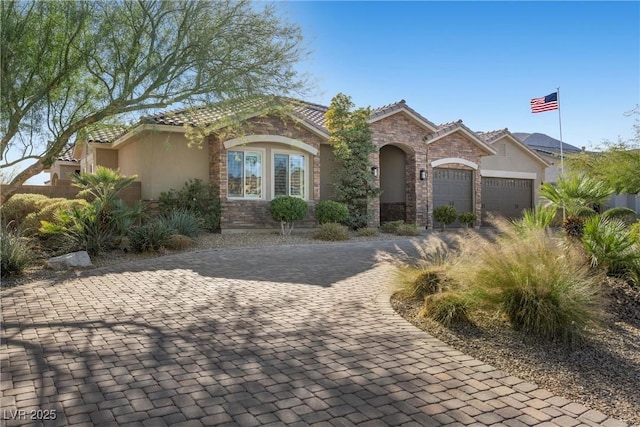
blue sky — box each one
[16,1,640,184]
[282,1,639,148]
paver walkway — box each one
[1,240,627,426]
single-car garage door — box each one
[433,168,473,228]
[482,177,533,221]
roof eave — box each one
[426,127,497,155]
[368,107,438,132]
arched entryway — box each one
[379,145,407,223]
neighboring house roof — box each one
[477,128,549,167]
[512,132,581,154]
[423,120,497,155]
[86,127,128,144]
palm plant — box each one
[71,166,137,206]
[582,215,640,278]
[540,174,614,217]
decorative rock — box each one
[45,251,92,270]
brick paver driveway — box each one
[1,240,626,426]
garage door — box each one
[433,168,473,228]
[482,177,533,221]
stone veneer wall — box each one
[209,115,325,231]
[370,114,429,228]
[425,133,486,229]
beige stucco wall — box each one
[95,148,118,170]
[117,132,209,200]
[480,136,547,202]
[49,162,80,184]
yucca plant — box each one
[582,215,640,277]
[1,228,34,277]
[160,209,202,238]
[513,203,557,233]
[129,221,173,252]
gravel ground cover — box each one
[391,278,640,426]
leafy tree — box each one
[324,93,380,229]
[1,0,308,203]
[566,107,640,194]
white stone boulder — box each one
[45,251,93,270]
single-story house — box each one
[53,98,549,231]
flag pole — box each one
[557,86,566,220]
[557,87,564,177]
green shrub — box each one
[159,179,220,232]
[356,227,380,237]
[160,209,202,238]
[396,223,420,236]
[433,205,457,231]
[313,222,350,241]
[129,221,173,252]
[0,228,34,278]
[1,194,51,226]
[563,215,585,238]
[630,221,640,244]
[380,220,404,234]
[23,199,89,234]
[458,212,477,228]
[582,215,640,277]
[270,196,308,235]
[420,292,471,326]
[315,200,349,225]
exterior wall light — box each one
[419,169,426,181]
[371,166,379,177]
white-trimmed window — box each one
[227,150,263,199]
[273,153,306,198]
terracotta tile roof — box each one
[476,128,510,144]
[423,120,465,142]
[142,97,290,126]
[370,99,438,129]
[77,98,440,144]
[291,100,329,131]
[56,145,80,162]
[86,127,128,144]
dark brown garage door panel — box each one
[482,177,533,219]
[433,168,473,227]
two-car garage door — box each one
[481,177,533,220]
[432,168,533,227]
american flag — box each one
[530,92,559,113]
